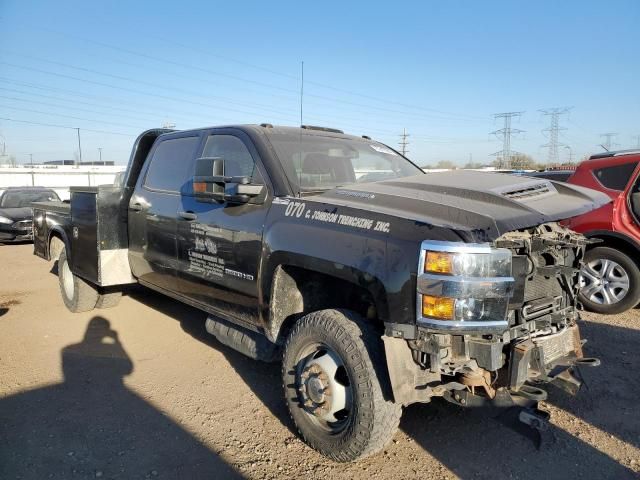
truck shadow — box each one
[130,289,638,478]
[547,318,640,449]
[129,288,293,434]
[0,315,244,480]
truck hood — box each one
[312,171,611,239]
[0,207,32,222]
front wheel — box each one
[282,309,402,462]
[579,246,640,314]
[58,248,99,313]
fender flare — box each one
[262,253,390,343]
[47,226,71,262]
[582,230,640,265]
[583,230,640,251]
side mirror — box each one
[193,157,263,203]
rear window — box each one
[0,190,59,208]
[593,162,638,191]
[144,136,200,193]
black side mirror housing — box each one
[193,157,262,203]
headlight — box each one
[417,241,514,331]
[0,216,13,224]
[424,250,511,277]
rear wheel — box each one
[58,247,99,313]
[282,309,402,462]
[49,236,64,262]
[579,246,640,314]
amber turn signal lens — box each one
[425,251,453,274]
[193,182,206,193]
[422,295,455,320]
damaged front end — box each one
[384,223,600,442]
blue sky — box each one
[0,0,639,166]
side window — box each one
[202,134,263,184]
[144,136,200,193]
[593,162,638,191]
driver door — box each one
[175,129,269,328]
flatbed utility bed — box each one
[31,201,70,215]
[32,186,134,287]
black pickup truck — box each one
[33,124,610,462]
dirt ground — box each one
[0,244,638,480]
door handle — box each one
[130,203,143,212]
[178,211,198,221]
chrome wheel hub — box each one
[579,258,630,305]
[296,346,351,428]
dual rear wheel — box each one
[57,247,121,312]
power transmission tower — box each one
[540,107,571,166]
[631,134,640,149]
[490,112,524,169]
[399,128,410,156]
[600,133,618,151]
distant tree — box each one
[420,164,434,170]
[492,154,539,170]
[463,161,484,169]
[436,160,456,169]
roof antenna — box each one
[599,144,609,152]
[300,61,304,126]
[297,60,304,196]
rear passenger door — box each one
[128,133,201,292]
[175,129,270,328]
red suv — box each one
[564,150,640,314]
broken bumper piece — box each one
[440,325,600,446]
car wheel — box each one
[579,246,640,314]
[282,309,402,462]
[58,247,99,313]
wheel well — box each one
[48,231,66,261]
[267,265,380,344]
[588,234,640,267]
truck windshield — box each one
[0,191,60,208]
[267,133,424,193]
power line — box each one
[540,107,571,165]
[0,103,145,130]
[399,129,410,156]
[2,51,485,125]
[490,112,524,169]
[21,23,487,122]
[0,75,487,144]
[0,56,298,119]
[0,117,135,136]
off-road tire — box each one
[58,248,99,313]
[579,246,640,314]
[282,309,402,462]
[95,289,122,309]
